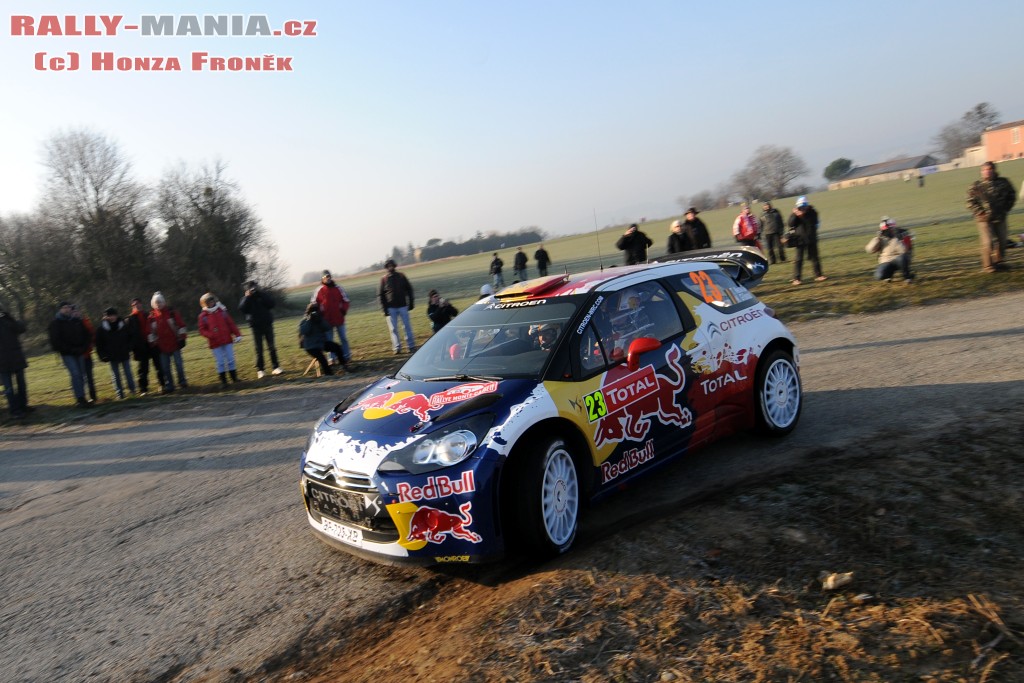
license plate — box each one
[320,517,362,547]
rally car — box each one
[300,248,801,565]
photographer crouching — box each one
[866,217,914,284]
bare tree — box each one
[736,145,809,200]
[932,102,1001,160]
[41,129,151,291]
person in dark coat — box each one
[683,208,712,249]
[426,289,458,334]
[299,303,343,376]
[787,196,827,285]
[127,297,162,395]
[534,245,552,276]
[513,247,528,281]
[616,223,653,265]
[239,280,283,377]
[666,219,694,255]
[489,253,505,288]
[0,304,30,418]
[378,259,416,354]
[95,307,137,399]
[48,301,91,406]
[760,201,787,264]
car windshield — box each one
[398,297,584,380]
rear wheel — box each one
[754,349,801,435]
[510,436,581,557]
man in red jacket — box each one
[312,270,351,366]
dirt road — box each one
[2,293,1022,682]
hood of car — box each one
[325,376,535,438]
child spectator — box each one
[197,293,242,386]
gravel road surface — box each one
[2,293,1022,682]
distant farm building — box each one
[828,155,939,190]
[983,119,1024,161]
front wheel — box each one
[754,349,801,435]
[510,437,581,557]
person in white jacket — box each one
[866,217,914,283]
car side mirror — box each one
[627,337,661,371]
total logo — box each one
[699,369,748,395]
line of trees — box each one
[0,129,282,333]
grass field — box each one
[8,159,1024,418]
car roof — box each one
[493,261,718,301]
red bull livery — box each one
[300,248,801,565]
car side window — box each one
[579,282,684,371]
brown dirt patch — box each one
[264,410,1024,683]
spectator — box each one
[967,161,1017,273]
[732,203,761,248]
[240,280,283,378]
[198,293,243,386]
[759,201,787,264]
[666,219,694,255]
[378,259,416,354]
[76,308,98,403]
[427,289,458,334]
[312,270,351,367]
[489,253,505,289]
[127,297,162,396]
[683,208,712,248]
[616,223,652,265]
[95,307,137,399]
[787,196,827,285]
[534,244,552,276]
[513,247,528,281]
[0,303,29,419]
[866,217,914,284]
[48,302,90,407]
[299,302,343,376]
[479,283,494,301]
[148,291,188,393]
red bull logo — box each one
[590,345,692,447]
[396,471,476,503]
[407,502,482,544]
[349,381,498,422]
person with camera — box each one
[426,289,458,334]
[616,223,652,265]
[240,280,283,378]
[0,304,30,419]
[787,196,827,285]
[866,217,914,284]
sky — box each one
[2,1,1023,283]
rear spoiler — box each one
[652,246,769,288]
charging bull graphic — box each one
[349,382,498,422]
[589,345,692,447]
[407,502,483,544]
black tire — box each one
[754,349,801,436]
[510,436,581,557]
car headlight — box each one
[379,413,494,474]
